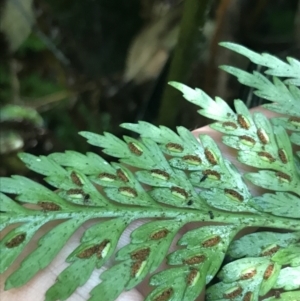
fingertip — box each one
[116,289,144,301]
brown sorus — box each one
[131,248,150,261]
[150,228,169,240]
[187,268,198,285]
[96,239,110,259]
[243,292,253,301]
[184,255,206,265]
[38,201,61,211]
[117,169,129,182]
[205,148,218,165]
[223,286,243,299]
[257,128,269,144]
[278,149,288,164]
[77,245,98,258]
[261,245,280,256]
[258,151,276,163]
[131,260,143,277]
[240,268,256,280]
[128,142,143,156]
[151,169,170,181]
[77,240,109,259]
[98,172,117,181]
[166,142,184,153]
[154,288,173,301]
[237,114,250,129]
[5,233,26,248]
[263,264,274,279]
[240,135,256,145]
[202,236,221,247]
[203,169,221,180]
[70,171,83,186]
[222,121,238,129]
[183,155,202,165]
[224,189,244,202]
[118,187,138,198]
[171,186,188,199]
[288,116,300,126]
[67,188,84,195]
[276,171,291,182]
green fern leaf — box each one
[274,267,300,290]
[1,42,299,301]
[5,218,87,290]
[219,42,300,85]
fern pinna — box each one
[1,43,299,301]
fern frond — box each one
[219,42,300,86]
[152,225,241,300]
[1,43,299,301]
[206,231,300,300]
[172,51,300,198]
[219,67,300,117]
[219,43,300,122]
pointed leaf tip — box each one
[168,81,187,90]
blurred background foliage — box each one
[0,0,299,176]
